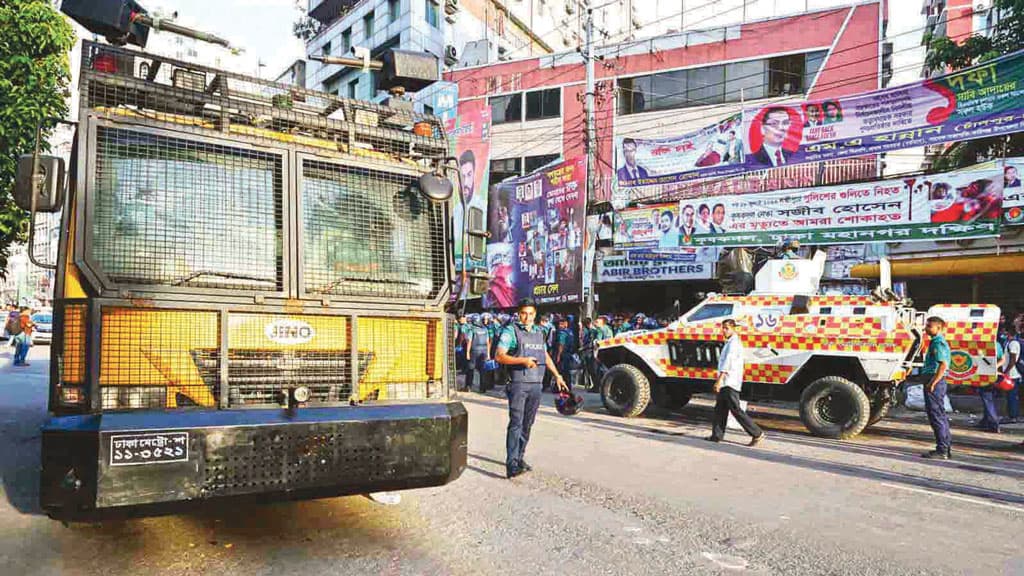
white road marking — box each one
[702,552,748,571]
[880,482,1024,513]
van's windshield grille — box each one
[92,127,284,290]
[301,160,446,300]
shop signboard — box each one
[596,251,714,283]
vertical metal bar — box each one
[87,301,103,412]
[219,308,229,409]
[350,314,358,402]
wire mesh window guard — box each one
[91,126,284,291]
[302,160,446,300]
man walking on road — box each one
[920,316,953,460]
[705,319,765,446]
[496,299,567,479]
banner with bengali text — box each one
[615,50,1024,198]
[614,167,1004,248]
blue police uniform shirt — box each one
[497,321,540,353]
[922,333,951,375]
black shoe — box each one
[519,460,533,472]
[704,436,721,443]
[921,450,950,460]
[506,465,524,479]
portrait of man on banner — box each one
[618,138,650,182]
[747,105,805,169]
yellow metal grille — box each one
[99,308,219,409]
[59,303,87,384]
[357,317,446,401]
[96,309,449,410]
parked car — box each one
[31,312,52,345]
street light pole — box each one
[583,0,597,320]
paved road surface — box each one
[2,348,1022,575]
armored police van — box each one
[16,40,467,519]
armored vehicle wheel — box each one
[799,376,871,439]
[867,397,894,427]
[601,364,651,418]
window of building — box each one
[618,51,827,115]
[489,157,522,189]
[389,0,401,22]
[687,65,725,106]
[425,0,439,28]
[341,29,352,53]
[322,40,331,56]
[525,88,561,120]
[524,154,560,173]
[364,12,375,41]
[725,59,765,102]
[489,93,522,124]
[803,50,828,89]
[348,78,359,99]
[768,54,807,96]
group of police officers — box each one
[455,307,616,396]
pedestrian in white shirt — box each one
[705,319,766,446]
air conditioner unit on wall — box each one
[445,0,460,16]
[444,44,459,66]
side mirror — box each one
[468,268,489,296]
[466,206,487,261]
[15,154,65,213]
[418,172,453,202]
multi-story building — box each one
[448,1,887,195]
[303,0,449,99]
[446,1,888,311]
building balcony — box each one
[309,0,367,26]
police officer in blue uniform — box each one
[466,316,491,392]
[496,299,567,478]
[919,316,953,459]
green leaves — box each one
[0,0,74,275]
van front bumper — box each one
[40,402,467,520]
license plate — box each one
[109,432,189,466]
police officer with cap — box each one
[496,299,567,478]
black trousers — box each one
[711,387,763,440]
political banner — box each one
[447,100,491,299]
[742,51,1024,168]
[596,251,714,283]
[615,114,744,190]
[484,157,587,308]
[615,50,1024,197]
[614,167,1003,248]
[951,156,1024,224]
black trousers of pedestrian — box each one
[710,387,763,440]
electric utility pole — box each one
[583,0,597,320]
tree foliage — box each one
[923,0,1024,170]
[0,0,75,275]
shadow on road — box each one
[0,348,49,516]
[461,393,1024,507]
[573,412,1024,506]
